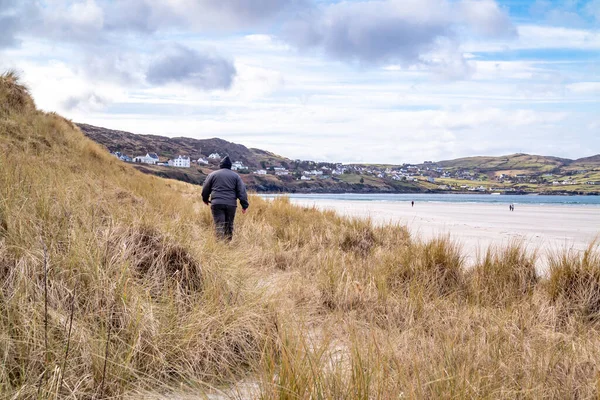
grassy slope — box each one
[77,123,291,169]
[3,73,600,399]
[435,153,570,173]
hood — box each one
[220,156,232,169]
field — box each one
[3,73,600,399]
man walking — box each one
[202,156,249,241]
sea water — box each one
[261,193,600,206]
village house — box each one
[112,152,132,162]
[197,157,209,165]
[254,169,267,175]
[231,161,246,171]
[133,153,159,165]
[168,155,191,168]
[208,153,221,160]
[300,176,312,181]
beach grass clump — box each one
[0,70,35,115]
[468,242,538,306]
[118,225,203,292]
[370,236,464,302]
[546,242,600,321]
[411,236,465,297]
[340,220,378,257]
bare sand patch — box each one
[290,199,600,269]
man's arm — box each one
[236,176,249,211]
[201,174,213,205]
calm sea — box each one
[261,193,600,206]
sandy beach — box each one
[290,199,600,268]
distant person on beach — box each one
[412,201,414,207]
[202,156,249,241]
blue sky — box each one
[1,0,598,163]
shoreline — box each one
[259,191,600,196]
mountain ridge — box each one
[77,123,290,168]
[77,123,600,194]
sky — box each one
[0,0,599,164]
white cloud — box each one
[464,24,600,52]
[283,0,515,72]
[567,82,600,94]
[458,0,516,37]
[146,44,237,91]
[63,92,110,112]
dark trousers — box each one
[211,204,237,241]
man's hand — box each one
[242,208,248,214]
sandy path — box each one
[290,199,600,268]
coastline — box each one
[259,190,600,196]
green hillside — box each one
[433,153,570,173]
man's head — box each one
[220,156,232,169]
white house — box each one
[168,155,191,168]
[134,153,159,165]
[300,176,311,181]
[231,161,245,171]
[303,170,323,176]
[254,169,267,175]
[197,157,209,165]
[275,171,289,176]
[208,153,221,160]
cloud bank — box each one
[146,45,237,90]
[284,0,515,68]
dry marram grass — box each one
[2,73,600,399]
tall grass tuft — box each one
[0,70,35,115]
[546,242,600,322]
[468,241,538,306]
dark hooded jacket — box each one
[201,156,249,209]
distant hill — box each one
[569,155,600,170]
[77,123,290,168]
[431,153,574,173]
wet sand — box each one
[290,199,600,268]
